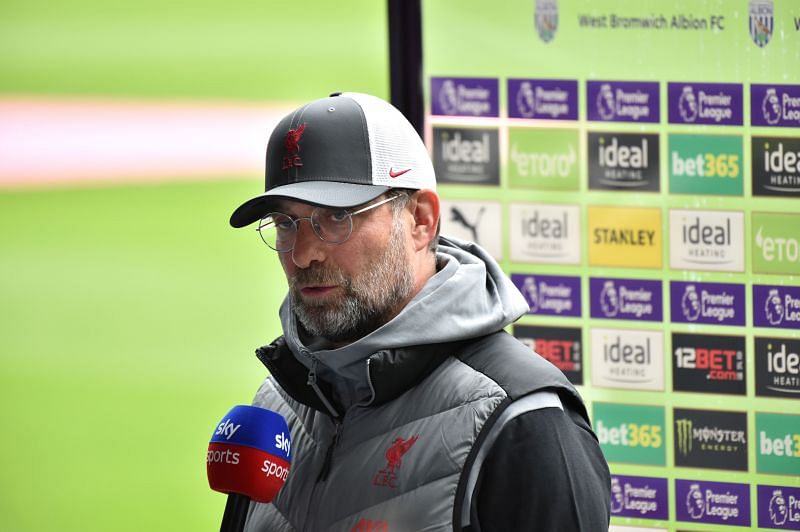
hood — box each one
[277,235,529,407]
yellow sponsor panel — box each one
[588,206,662,268]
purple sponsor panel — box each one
[758,485,800,530]
[754,285,800,330]
[610,474,668,520]
[667,82,743,126]
[590,277,663,322]
[430,77,499,117]
[511,273,581,317]
[587,80,660,123]
[508,79,578,120]
[670,281,746,326]
[675,479,751,527]
[752,84,800,128]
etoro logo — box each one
[673,408,748,471]
[756,412,800,477]
[508,128,579,191]
[669,209,744,272]
[755,337,800,398]
[672,333,746,395]
[753,212,800,274]
[592,402,665,466]
[591,328,664,391]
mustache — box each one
[288,265,348,289]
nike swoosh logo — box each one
[389,167,411,178]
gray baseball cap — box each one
[229,92,436,228]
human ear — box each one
[409,189,440,252]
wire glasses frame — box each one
[256,193,403,252]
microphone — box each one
[207,405,292,532]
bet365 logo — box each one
[668,134,743,196]
[757,413,800,476]
[593,403,665,465]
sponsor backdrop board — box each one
[422,1,799,530]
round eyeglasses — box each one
[256,194,403,252]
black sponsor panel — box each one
[755,336,800,398]
[673,408,748,471]
[513,324,583,385]
[432,127,500,185]
[672,333,746,395]
[588,132,660,192]
[751,136,800,197]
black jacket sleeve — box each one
[470,405,611,532]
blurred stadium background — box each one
[0,1,388,529]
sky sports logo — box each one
[755,337,800,398]
[673,408,748,471]
[670,281,745,326]
[752,136,800,197]
[590,277,663,322]
[610,474,668,520]
[513,324,582,385]
[439,199,502,260]
[508,128,579,191]
[588,206,662,268]
[508,79,578,120]
[676,479,750,527]
[667,82,743,125]
[430,77,498,117]
[593,402,665,466]
[669,209,744,272]
[754,285,800,330]
[751,84,800,128]
[672,333,745,396]
[753,212,800,274]
[588,133,660,191]
[587,80,659,123]
[432,127,499,185]
[668,133,743,196]
[512,273,581,317]
[590,328,664,391]
[509,203,580,264]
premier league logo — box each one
[522,277,540,313]
[610,478,624,513]
[600,281,620,317]
[515,81,536,118]
[681,285,702,322]
[769,489,788,526]
[438,80,459,116]
[749,0,774,48]
[762,88,782,125]
[765,289,785,325]
[687,483,705,519]
[678,86,698,122]
[534,0,558,43]
[596,83,616,120]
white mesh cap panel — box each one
[345,92,436,190]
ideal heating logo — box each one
[755,337,800,398]
[669,209,744,272]
[751,137,800,197]
[510,203,580,264]
[432,127,499,185]
[588,133,660,192]
[753,212,800,275]
[591,328,664,391]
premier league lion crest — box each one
[749,0,774,48]
[535,0,558,43]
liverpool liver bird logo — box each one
[372,435,418,488]
[282,123,306,170]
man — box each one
[228,92,610,531]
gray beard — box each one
[289,217,415,343]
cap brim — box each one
[229,181,390,227]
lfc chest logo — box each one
[372,435,419,488]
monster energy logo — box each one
[676,418,693,456]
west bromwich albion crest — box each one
[749,0,773,48]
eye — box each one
[327,209,350,224]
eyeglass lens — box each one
[258,208,353,252]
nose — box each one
[289,219,327,268]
